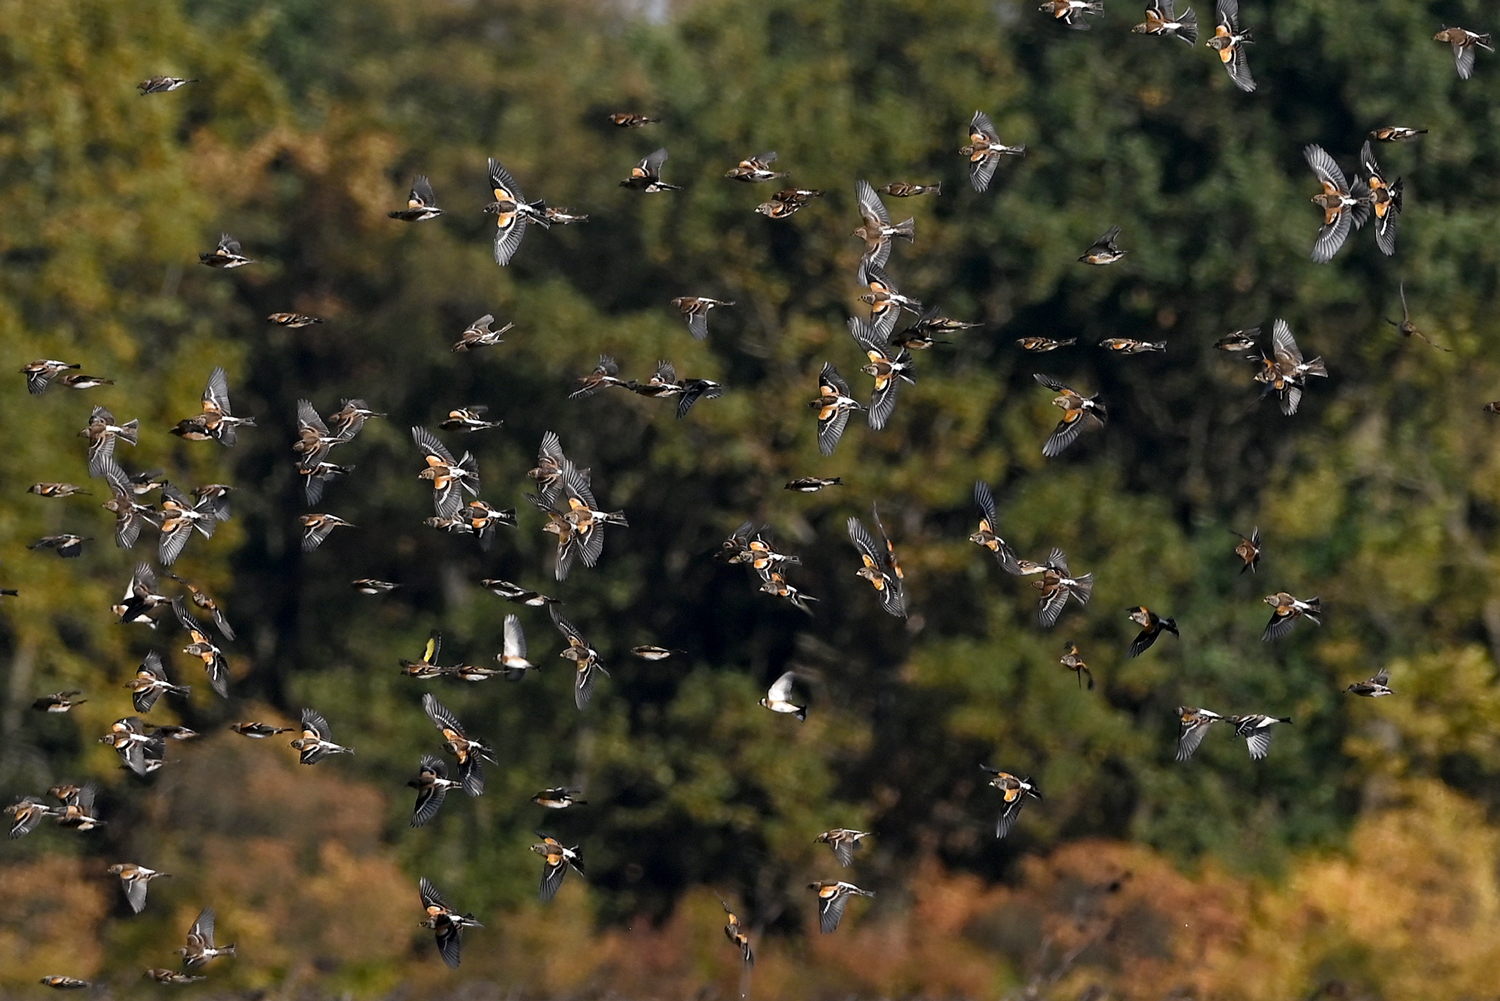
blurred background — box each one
[3,0,1500,998]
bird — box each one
[32,691,86,712]
[810,361,864,456]
[1346,667,1393,698]
[1175,707,1223,761]
[1100,338,1165,354]
[138,75,197,93]
[853,179,914,276]
[485,158,549,266]
[176,907,236,968]
[1231,527,1261,573]
[408,756,461,828]
[288,708,354,764]
[1385,282,1448,350]
[451,313,514,352]
[785,476,842,492]
[982,767,1042,838]
[28,535,90,558]
[630,645,682,661]
[496,614,535,680]
[543,206,589,224]
[532,835,586,902]
[145,969,204,984]
[412,426,480,519]
[970,480,1020,573]
[550,606,609,710]
[533,461,627,582]
[1132,0,1198,43]
[108,862,170,913]
[607,112,659,127]
[850,316,915,431]
[125,651,190,713]
[676,378,725,419]
[1207,0,1255,92]
[671,296,735,341]
[1039,0,1104,30]
[198,233,254,268]
[192,484,235,521]
[422,693,496,794]
[20,359,82,394]
[848,507,908,618]
[80,406,139,477]
[1435,26,1492,80]
[1127,607,1179,658]
[351,578,400,595]
[1034,550,1094,627]
[168,573,234,640]
[1060,641,1094,690]
[755,187,823,218]
[814,828,871,867]
[113,562,173,628]
[1228,714,1293,759]
[480,579,560,606]
[1017,336,1077,352]
[1078,226,1126,265]
[172,366,256,446]
[299,513,353,552]
[746,560,808,612]
[892,306,981,350]
[570,355,627,399]
[532,787,586,809]
[99,716,164,776]
[1369,126,1428,143]
[293,398,352,473]
[39,977,90,990]
[808,881,874,933]
[880,182,939,197]
[961,110,1025,193]
[229,722,294,739]
[389,175,443,221]
[1358,140,1402,257]
[719,898,754,966]
[419,878,482,968]
[1262,593,1321,641]
[1303,143,1370,264]
[1255,319,1326,416]
[1034,374,1107,457]
[1214,328,1259,352]
[396,641,444,682]
[5,796,55,839]
[724,151,785,182]
[760,670,806,720]
[620,147,680,192]
[156,485,217,565]
[267,311,324,327]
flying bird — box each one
[1304,144,1370,264]
[1207,0,1255,91]
[389,175,443,221]
[419,878,482,968]
[982,766,1042,838]
[1132,0,1198,43]
[485,158,549,266]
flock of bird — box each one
[3,0,1487,987]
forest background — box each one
[3,0,1500,998]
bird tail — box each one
[1162,617,1179,636]
[1178,6,1199,43]
[119,420,140,445]
[893,218,915,242]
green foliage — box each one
[4,0,1500,995]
